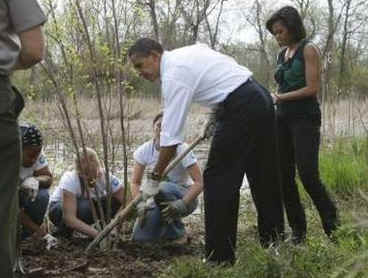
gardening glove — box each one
[202,111,216,139]
[136,197,154,216]
[43,234,59,250]
[92,220,103,232]
[21,177,39,202]
[140,172,161,201]
[136,197,155,227]
[161,199,188,222]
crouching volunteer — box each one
[48,147,125,239]
[128,38,284,265]
[131,112,203,243]
[19,124,53,239]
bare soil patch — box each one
[21,220,204,277]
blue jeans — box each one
[21,188,49,239]
[132,181,198,242]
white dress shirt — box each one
[159,43,252,146]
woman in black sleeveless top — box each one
[266,6,339,243]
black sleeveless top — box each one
[274,40,320,119]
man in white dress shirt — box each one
[128,38,284,265]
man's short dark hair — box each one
[266,6,306,43]
[128,38,164,58]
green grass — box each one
[159,138,368,278]
[320,138,368,197]
[160,199,368,278]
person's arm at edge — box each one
[13,25,45,70]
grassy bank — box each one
[159,138,368,278]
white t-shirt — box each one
[159,43,253,146]
[134,140,197,186]
[50,169,122,202]
[19,151,48,182]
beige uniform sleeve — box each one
[8,0,47,33]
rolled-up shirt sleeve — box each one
[133,145,146,165]
[160,78,194,147]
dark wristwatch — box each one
[149,171,161,181]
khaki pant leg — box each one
[0,77,22,278]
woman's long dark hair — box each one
[266,6,306,43]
